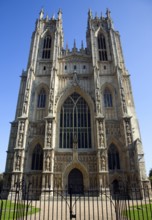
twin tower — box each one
[4,9,148,198]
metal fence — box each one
[0,184,152,220]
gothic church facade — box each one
[4,9,148,197]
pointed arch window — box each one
[59,92,91,149]
[42,35,51,59]
[37,88,46,108]
[108,144,120,170]
[98,34,108,61]
[104,88,112,107]
[31,144,43,170]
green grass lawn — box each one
[0,200,40,220]
[123,203,152,220]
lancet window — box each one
[31,144,43,170]
[42,35,51,59]
[37,88,46,108]
[59,93,91,149]
[104,88,112,107]
[108,144,120,170]
[98,34,108,61]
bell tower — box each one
[3,8,148,199]
[86,8,148,191]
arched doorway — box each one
[68,168,84,194]
[112,179,119,194]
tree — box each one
[149,169,152,187]
[0,173,4,192]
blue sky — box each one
[0,0,152,175]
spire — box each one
[66,42,68,50]
[106,8,111,19]
[88,9,92,19]
[58,8,62,20]
[46,15,49,21]
[51,14,55,20]
[81,40,84,49]
[100,12,103,19]
[106,8,114,29]
[66,42,69,54]
[74,39,76,49]
[39,8,44,20]
[95,12,98,19]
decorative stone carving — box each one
[24,89,29,102]
[120,86,127,113]
[18,134,23,147]
[15,152,21,171]
[23,102,27,114]
[22,69,32,114]
[45,153,51,171]
[46,122,52,147]
[125,120,132,144]
[48,89,54,114]
[18,121,25,148]
[129,150,135,170]
[100,156,106,171]
[29,123,45,136]
[98,120,104,148]
[54,175,62,189]
[73,134,78,149]
[106,122,121,137]
[72,71,79,86]
[95,88,100,101]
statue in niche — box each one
[126,121,131,132]
[47,135,51,145]
[72,72,79,86]
[96,88,100,101]
[23,102,27,114]
[101,156,106,170]
[126,121,132,144]
[99,121,104,133]
[47,122,52,134]
[47,122,52,145]
[96,103,101,114]
[15,152,21,170]
[120,86,127,113]
[18,134,23,147]
[49,89,54,113]
[99,121,104,147]
[19,121,24,132]
[24,90,29,102]
[45,154,50,171]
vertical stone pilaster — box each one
[41,117,54,193]
[96,116,109,189]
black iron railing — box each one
[0,184,152,220]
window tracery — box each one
[104,88,112,107]
[37,88,46,108]
[108,144,120,170]
[59,92,91,149]
[42,35,51,59]
[31,144,43,170]
[98,33,108,61]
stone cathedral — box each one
[4,9,148,198]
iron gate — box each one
[0,184,152,220]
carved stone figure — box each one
[15,152,21,171]
[45,154,50,171]
[101,156,106,170]
[96,88,100,101]
[49,89,54,113]
[126,121,132,144]
[98,121,104,147]
[18,134,23,147]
